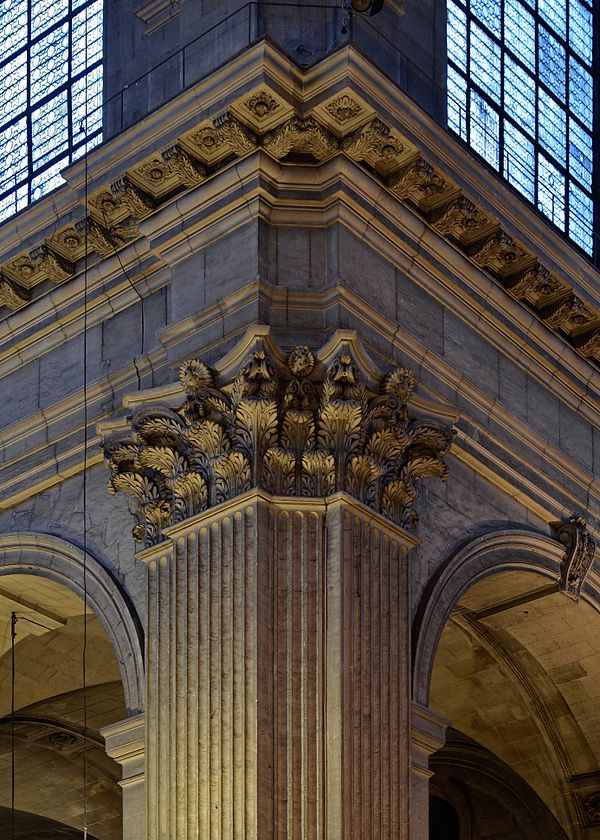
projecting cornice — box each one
[100,329,454,547]
[2,44,600,367]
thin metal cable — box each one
[10,612,17,840]
[82,6,90,838]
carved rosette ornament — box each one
[552,516,597,600]
[103,338,453,547]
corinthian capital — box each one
[102,331,454,547]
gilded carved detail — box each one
[103,339,452,546]
[6,79,600,372]
[552,516,596,601]
[263,116,337,161]
[161,144,206,188]
[541,294,596,334]
[0,277,28,310]
[470,231,530,277]
[343,118,405,175]
[388,159,456,210]
[430,196,497,244]
[110,176,155,219]
[30,245,73,284]
[504,263,564,303]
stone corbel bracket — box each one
[5,79,600,374]
[100,329,456,548]
[551,515,596,600]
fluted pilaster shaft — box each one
[141,489,417,840]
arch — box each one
[412,529,572,706]
[0,531,144,713]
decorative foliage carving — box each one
[343,118,405,174]
[246,90,279,119]
[110,176,155,219]
[161,145,206,188]
[30,245,73,284]
[470,231,529,276]
[213,113,257,156]
[388,159,453,207]
[551,516,596,601]
[263,116,337,161]
[430,196,495,241]
[541,294,594,333]
[0,277,28,310]
[103,340,452,546]
[326,94,363,124]
[504,262,563,301]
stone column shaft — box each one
[140,490,417,840]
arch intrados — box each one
[412,528,600,705]
[0,532,144,714]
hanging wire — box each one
[10,611,17,840]
[82,6,91,839]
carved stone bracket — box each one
[0,277,28,310]
[551,516,596,600]
[102,333,454,547]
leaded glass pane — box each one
[31,158,68,201]
[0,119,28,194]
[30,0,69,39]
[32,91,69,167]
[73,64,103,143]
[30,23,69,104]
[470,90,500,169]
[538,24,566,99]
[504,120,535,200]
[471,0,501,36]
[569,57,593,125]
[538,152,565,227]
[0,0,28,58]
[72,0,103,78]
[504,0,535,69]
[569,181,593,252]
[470,21,502,103]
[447,0,594,255]
[448,66,468,139]
[569,119,592,190]
[0,0,103,224]
[504,57,535,135]
[538,89,566,165]
[448,1,468,72]
[0,52,27,122]
[570,0,592,63]
[538,0,566,39]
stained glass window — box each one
[0,0,102,223]
[447,0,595,255]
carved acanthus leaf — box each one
[430,196,495,242]
[161,144,206,188]
[504,263,563,302]
[263,116,337,161]
[343,118,404,173]
[102,339,453,546]
[470,231,529,276]
[541,294,594,333]
[110,176,155,219]
[75,217,114,257]
[213,113,257,156]
[388,159,453,208]
[30,245,74,284]
[0,278,28,310]
[551,516,596,601]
